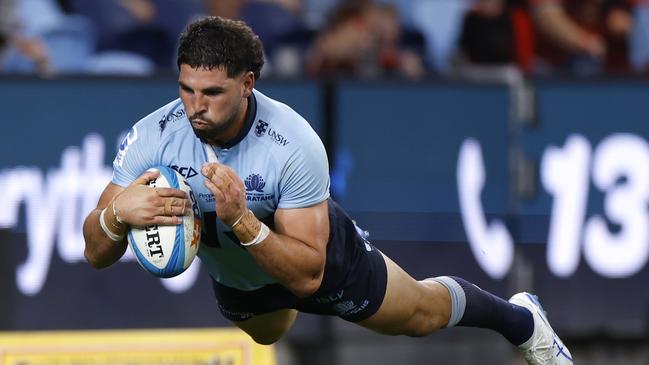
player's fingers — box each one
[204,178,226,201]
[151,215,181,226]
[172,204,187,216]
[223,176,232,190]
[181,199,190,215]
[202,162,227,188]
[171,199,189,215]
[134,170,160,185]
[202,163,220,180]
[223,169,241,189]
[212,174,232,190]
[209,168,223,186]
[164,199,173,216]
[156,198,188,216]
[172,197,190,209]
[157,205,179,217]
[155,187,189,198]
[204,177,219,193]
[221,166,240,186]
[205,168,214,181]
[223,167,238,182]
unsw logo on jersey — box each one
[244,174,274,202]
[254,120,289,146]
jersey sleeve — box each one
[277,139,330,209]
[111,121,160,187]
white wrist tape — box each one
[112,200,124,224]
[100,208,125,242]
[230,211,246,228]
[240,222,270,247]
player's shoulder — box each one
[114,98,190,168]
[131,98,189,138]
[252,89,321,148]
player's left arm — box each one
[248,201,329,298]
[202,162,328,298]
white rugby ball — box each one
[127,165,202,278]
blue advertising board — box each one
[2,77,649,338]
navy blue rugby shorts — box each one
[210,199,388,323]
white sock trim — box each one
[428,276,466,327]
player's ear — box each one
[242,71,254,97]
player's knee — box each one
[403,323,439,337]
[374,321,437,337]
[236,310,296,345]
[239,323,288,345]
[402,312,447,337]
[247,331,284,345]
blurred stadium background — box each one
[2,0,649,364]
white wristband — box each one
[100,208,125,242]
[240,222,270,247]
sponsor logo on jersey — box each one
[333,299,370,316]
[114,126,138,167]
[159,109,186,131]
[353,222,373,251]
[244,174,274,202]
[199,193,214,203]
[316,290,344,304]
[254,120,268,137]
[169,164,198,179]
[333,301,355,315]
[218,304,254,321]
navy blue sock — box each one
[432,276,534,346]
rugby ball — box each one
[127,165,202,278]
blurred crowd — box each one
[1,0,649,79]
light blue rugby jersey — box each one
[112,89,330,290]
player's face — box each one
[178,64,254,144]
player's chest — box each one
[162,145,279,217]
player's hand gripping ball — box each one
[127,165,202,278]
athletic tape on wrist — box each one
[240,223,270,247]
[232,209,269,247]
[100,208,125,242]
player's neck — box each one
[206,97,249,148]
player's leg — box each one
[359,253,573,364]
[360,254,535,342]
[232,309,298,345]
[211,279,299,345]
[429,275,573,364]
[357,253,451,336]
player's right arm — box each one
[83,102,191,269]
[83,170,191,269]
[83,182,128,268]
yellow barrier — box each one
[0,328,276,365]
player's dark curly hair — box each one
[177,16,264,80]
